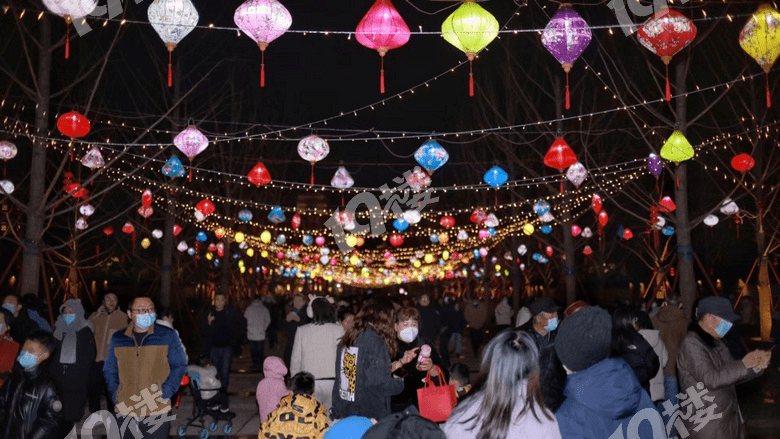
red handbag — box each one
[416,366,457,423]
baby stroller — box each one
[177,371,236,438]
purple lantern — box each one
[648,153,663,178]
[541,4,592,110]
[174,126,209,182]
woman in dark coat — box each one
[611,307,660,396]
[50,298,96,435]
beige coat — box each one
[290,322,344,409]
[652,305,688,376]
[89,306,129,362]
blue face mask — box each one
[714,318,733,337]
[63,314,76,325]
[134,313,156,330]
[544,317,559,332]
[2,303,15,314]
[17,350,38,369]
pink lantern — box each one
[137,206,154,219]
[571,224,582,237]
[356,0,410,93]
[331,166,355,189]
[81,147,105,169]
[478,229,490,240]
[234,0,293,87]
[174,126,209,182]
[0,141,17,177]
[406,167,431,191]
[315,236,326,246]
[298,135,330,184]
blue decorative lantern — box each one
[277,234,286,245]
[393,218,409,231]
[483,166,508,188]
[472,249,480,259]
[487,227,496,237]
[662,225,675,236]
[541,224,553,234]
[162,156,185,178]
[302,234,314,246]
[534,201,550,215]
[195,231,207,242]
[532,253,542,261]
[187,247,196,256]
[238,209,253,222]
[268,206,285,224]
[414,139,449,173]
[430,233,439,243]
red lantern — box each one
[544,137,578,192]
[440,216,455,228]
[659,196,676,213]
[103,226,114,236]
[470,209,487,224]
[122,223,135,234]
[356,0,411,93]
[389,234,404,247]
[137,206,154,218]
[598,210,609,227]
[731,153,755,172]
[623,229,634,240]
[582,245,593,256]
[57,111,91,138]
[637,8,697,101]
[592,194,602,213]
[247,162,272,186]
[173,224,182,236]
[195,199,216,219]
[142,189,153,207]
[64,182,89,200]
[545,246,553,257]
[292,214,301,230]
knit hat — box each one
[555,306,612,372]
[527,297,561,317]
[325,416,374,439]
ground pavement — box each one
[71,332,780,438]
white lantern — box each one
[79,204,95,217]
[703,214,719,227]
[403,210,421,225]
[42,0,98,58]
[152,229,164,239]
[177,241,189,252]
[719,198,739,216]
[0,180,14,194]
[148,0,199,87]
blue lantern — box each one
[472,249,480,259]
[238,209,253,222]
[187,247,196,256]
[483,166,508,188]
[277,234,286,245]
[162,156,185,178]
[268,206,285,224]
[393,218,409,231]
[532,253,542,261]
[539,257,549,264]
[196,231,207,242]
[414,139,449,173]
[302,234,314,246]
[662,225,675,236]
[541,224,553,234]
[430,233,439,243]
[534,201,550,215]
[487,227,496,237]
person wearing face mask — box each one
[677,296,772,439]
[0,329,61,439]
[103,296,187,439]
[389,306,444,413]
[519,297,567,412]
[87,291,128,413]
[50,298,96,436]
[0,308,20,388]
[2,294,41,344]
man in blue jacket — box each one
[554,306,666,439]
[104,296,187,439]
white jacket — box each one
[244,301,271,341]
[638,328,668,402]
[290,322,344,409]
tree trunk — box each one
[19,17,52,298]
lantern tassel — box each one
[380,56,385,94]
[261,50,266,88]
[766,73,771,108]
[665,64,671,101]
[167,50,173,88]
[310,162,315,185]
[565,71,571,110]
[65,22,70,59]
[469,60,474,97]
[188,168,192,183]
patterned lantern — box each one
[79,204,95,217]
[42,0,98,58]
[441,1,499,97]
[331,166,355,189]
[248,162,272,186]
[238,209,254,222]
[541,4,592,110]
[660,130,694,163]
[137,206,154,219]
[356,0,410,93]
[162,156,186,178]
[0,180,14,195]
[234,0,292,87]
[440,216,455,228]
[0,141,17,177]
[483,166,508,188]
[148,0,199,88]
[648,153,663,178]
[297,135,330,184]
[407,167,431,191]
[268,206,285,224]
[544,137,578,192]
[637,7,697,101]
[174,126,209,182]
[291,213,301,229]
[740,4,780,108]
[414,139,449,173]
[194,199,215,221]
[81,147,104,169]
[57,111,91,138]
[566,162,587,187]
[731,153,755,172]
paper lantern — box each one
[403,210,421,225]
[541,224,553,234]
[389,234,404,247]
[566,162,587,188]
[571,224,582,237]
[539,212,554,223]
[74,217,87,230]
[440,216,455,228]
[582,245,593,256]
[277,234,286,245]
[234,0,292,86]
[141,189,153,208]
[103,226,114,236]
[0,180,15,195]
[214,227,225,240]
[194,199,215,221]
[331,166,355,189]
[152,229,164,239]
[177,241,188,252]
[660,130,694,163]
[292,214,301,230]
[414,140,449,173]
[623,229,634,240]
[470,209,487,224]
[297,135,330,184]
[483,166,508,188]
[582,227,593,238]
[457,230,469,240]
[637,7,697,101]
[122,222,135,234]
[247,162,272,186]
[173,224,182,236]
[137,206,154,219]
[406,167,432,191]
[79,204,95,217]
[42,0,98,58]
[441,1,499,96]
[703,214,719,227]
[517,244,528,256]
[260,230,272,243]
[174,126,209,181]
[598,210,609,227]
[740,4,780,107]
[63,182,89,200]
[478,229,490,240]
[522,224,535,235]
[393,218,409,231]
[162,156,185,178]
[541,4,592,109]
[731,153,755,172]
[430,233,439,243]
[648,153,663,178]
[592,194,602,213]
[81,147,104,169]
[659,196,676,213]
[533,201,550,215]
[545,137,578,192]
[140,238,152,250]
[337,211,356,231]
[268,206,285,224]
[662,225,675,236]
[148,0,199,87]
[356,0,410,93]
[484,213,499,228]
[720,199,739,215]
[57,111,91,138]
[0,141,18,162]
[238,209,253,222]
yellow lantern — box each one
[424,254,434,264]
[442,250,450,261]
[246,248,254,257]
[441,0,499,96]
[345,235,358,248]
[260,230,272,244]
[350,255,360,266]
[261,250,269,258]
[214,227,225,240]
[206,252,213,260]
[141,238,151,249]
[523,223,535,235]
[660,130,694,163]
[234,232,245,243]
[240,266,246,274]
[439,232,449,244]
[739,4,780,108]
[413,260,422,268]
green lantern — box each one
[660,130,694,163]
[441,0,499,96]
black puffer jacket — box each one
[0,364,61,439]
[612,330,660,395]
[518,321,567,412]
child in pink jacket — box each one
[256,356,290,422]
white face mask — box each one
[398,326,419,343]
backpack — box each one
[362,406,446,439]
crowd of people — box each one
[0,288,775,439]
